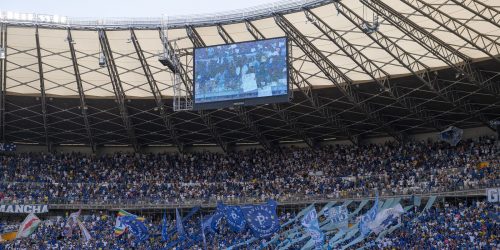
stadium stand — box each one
[0,137,497,205]
[0,0,499,248]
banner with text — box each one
[0,204,48,214]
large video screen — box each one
[194,37,289,109]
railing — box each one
[0,0,331,29]
[0,183,493,210]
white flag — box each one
[368,204,404,234]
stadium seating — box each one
[0,136,497,205]
[0,136,497,249]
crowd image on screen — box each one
[194,38,287,103]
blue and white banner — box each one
[241,200,280,239]
[325,205,348,230]
[175,208,185,238]
[301,208,324,250]
[210,203,225,233]
[201,215,212,232]
[368,203,404,234]
[120,216,149,243]
[359,195,379,236]
[200,217,207,250]
[223,204,246,232]
[161,212,168,242]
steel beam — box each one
[402,0,500,64]
[449,0,500,29]
[290,67,359,144]
[272,103,316,148]
[304,8,445,131]
[185,26,230,152]
[67,28,95,152]
[98,29,140,151]
[243,20,320,146]
[362,0,499,98]
[130,29,184,152]
[35,26,51,151]
[217,25,235,44]
[0,24,6,142]
[157,30,226,150]
[186,26,205,48]
[216,24,274,150]
[245,20,266,40]
[158,29,193,97]
[358,0,497,129]
[274,14,406,142]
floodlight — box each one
[99,52,106,67]
[0,48,5,60]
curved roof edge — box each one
[0,0,330,30]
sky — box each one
[1,0,281,18]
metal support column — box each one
[362,0,499,98]
[243,20,320,147]
[336,1,495,131]
[98,29,140,151]
[401,0,500,64]
[67,28,96,152]
[35,26,51,151]
[289,67,358,144]
[449,0,500,29]
[273,103,316,148]
[359,0,497,129]
[0,24,6,142]
[130,28,184,152]
[274,14,406,142]
[216,24,274,150]
[304,8,445,131]
[185,26,230,152]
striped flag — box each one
[16,213,41,238]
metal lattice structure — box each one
[0,0,498,151]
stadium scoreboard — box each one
[193,37,289,110]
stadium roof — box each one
[0,0,498,152]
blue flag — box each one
[120,216,149,243]
[210,203,225,233]
[241,200,280,239]
[325,205,348,229]
[301,207,324,250]
[176,208,185,238]
[223,204,246,232]
[161,212,168,242]
[359,195,379,236]
[200,217,207,250]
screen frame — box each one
[192,36,290,110]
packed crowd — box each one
[0,136,497,205]
[2,212,163,249]
[1,200,497,249]
[0,210,292,249]
[363,201,499,249]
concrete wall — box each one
[10,126,496,155]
